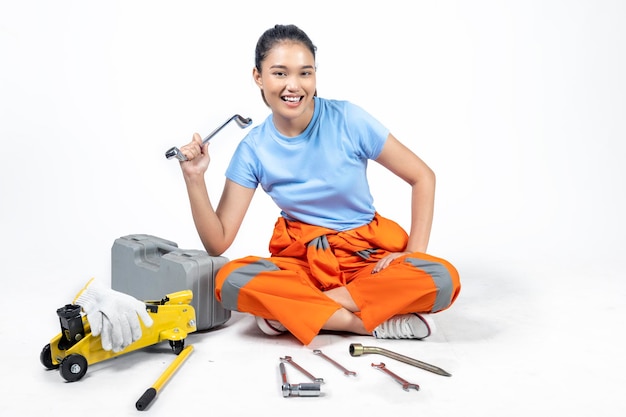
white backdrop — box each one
[2,2,626,416]
[1,0,625,300]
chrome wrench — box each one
[312,349,357,376]
[371,362,420,391]
[280,356,324,384]
[165,114,252,161]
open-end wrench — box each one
[312,349,357,377]
[280,356,324,384]
[371,362,420,392]
[279,362,321,397]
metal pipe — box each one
[349,343,451,377]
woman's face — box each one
[253,41,316,134]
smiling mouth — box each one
[282,96,303,103]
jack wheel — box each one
[40,344,59,370]
[60,354,88,382]
[169,340,184,355]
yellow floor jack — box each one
[40,290,197,384]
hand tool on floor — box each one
[165,114,253,161]
[312,349,357,376]
[280,355,324,383]
[135,345,194,410]
[372,362,420,391]
[279,362,321,397]
[349,343,451,377]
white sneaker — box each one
[373,313,435,340]
[255,316,287,336]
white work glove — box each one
[74,278,153,352]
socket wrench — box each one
[279,362,321,397]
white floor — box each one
[3,256,624,417]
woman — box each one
[178,24,461,345]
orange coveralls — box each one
[215,213,461,345]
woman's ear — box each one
[252,67,263,88]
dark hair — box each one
[255,24,317,71]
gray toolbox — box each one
[111,234,231,331]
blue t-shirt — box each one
[225,97,389,231]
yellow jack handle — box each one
[135,345,194,411]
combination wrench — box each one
[312,349,357,376]
[371,362,420,392]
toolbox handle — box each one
[150,241,205,258]
[152,240,181,255]
[128,235,179,253]
[124,235,208,270]
[129,236,181,268]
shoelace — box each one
[379,316,414,338]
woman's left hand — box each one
[372,251,409,274]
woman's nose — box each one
[285,75,300,91]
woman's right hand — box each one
[179,133,210,176]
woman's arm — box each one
[374,133,436,253]
[180,133,255,256]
